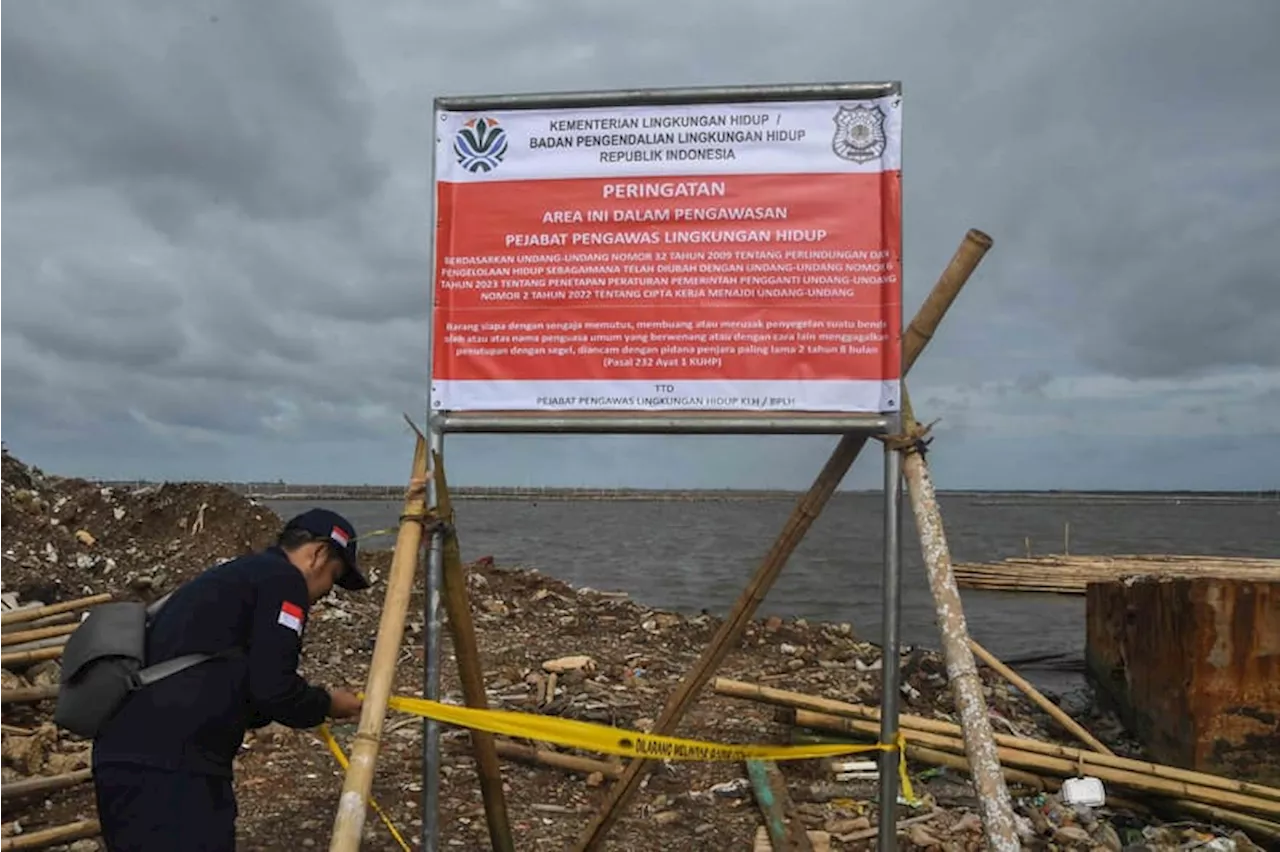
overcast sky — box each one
[3,1,1279,491]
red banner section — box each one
[434,174,900,389]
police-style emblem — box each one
[831,104,887,163]
[454,117,509,173]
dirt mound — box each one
[1,449,38,491]
[1,450,281,604]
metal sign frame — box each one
[422,81,905,852]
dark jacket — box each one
[92,548,331,777]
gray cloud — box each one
[3,0,1279,489]
[3,1,383,226]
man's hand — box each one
[327,688,363,719]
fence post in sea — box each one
[572,228,996,852]
[892,387,1020,851]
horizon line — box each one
[85,479,1280,498]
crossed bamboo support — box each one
[573,229,1000,851]
[327,428,515,852]
[326,228,1007,850]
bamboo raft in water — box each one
[952,554,1280,594]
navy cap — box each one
[282,508,370,591]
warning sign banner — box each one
[431,94,903,414]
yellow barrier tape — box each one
[354,526,401,543]
[381,694,918,804]
[317,724,412,852]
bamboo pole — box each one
[1,769,92,801]
[445,738,621,780]
[961,639,1280,834]
[0,623,77,647]
[328,433,430,852]
[792,709,1280,819]
[896,390,1019,851]
[0,820,99,851]
[572,228,996,852]
[433,450,515,852]
[0,636,68,656]
[0,685,58,705]
[715,678,1280,802]
[0,613,74,635]
[786,695,1280,848]
[965,639,1111,754]
[792,731,1157,817]
[0,647,63,668]
[905,743,1050,791]
[952,555,1280,594]
[1170,801,1280,845]
[0,594,111,628]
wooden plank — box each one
[745,760,813,852]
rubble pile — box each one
[2,449,280,604]
[1,451,1272,851]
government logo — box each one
[831,104,887,164]
[454,117,509,173]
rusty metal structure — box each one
[1086,575,1280,785]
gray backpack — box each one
[54,591,236,738]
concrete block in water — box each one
[1085,575,1280,784]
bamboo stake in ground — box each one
[895,392,1019,852]
[328,433,431,852]
[572,228,995,852]
[433,450,515,852]
[0,594,111,628]
[0,819,100,851]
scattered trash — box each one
[1060,774,1107,807]
[2,449,1271,850]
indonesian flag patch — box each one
[330,526,350,548]
[277,600,304,635]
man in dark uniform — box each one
[92,508,372,851]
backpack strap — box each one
[144,591,175,620]
[132,647,241,688]
[132,585,244,689]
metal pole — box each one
[422,97,443,852]
[422,424,444,851]
[877,417,904,852]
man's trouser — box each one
[93,764,237,852]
